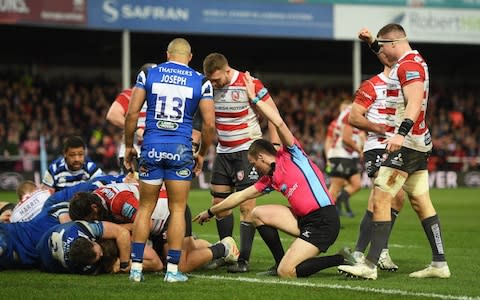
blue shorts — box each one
[139,143,194,181]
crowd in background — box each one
[1,73,479,173]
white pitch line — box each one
[190,274,479,300]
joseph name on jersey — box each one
[354,72,395,152]
[386,50,432,152]
[214,70,266,153]
[135,61,213,146]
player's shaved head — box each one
[377,23,406,39]
[167,38,191,56]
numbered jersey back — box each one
[135,61,213,145]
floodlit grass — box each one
[0,188,479,299]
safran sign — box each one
[0,0,86,25]
[88,0,333,39]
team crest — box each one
[231,91,240,101]
[176,168,191,178]
[236,170,244,181]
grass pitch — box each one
[0,188,479,299]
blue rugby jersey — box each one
[135,61,213,146]
[42,156,104,191]
[37,221,104,274]
[0,202,69,268]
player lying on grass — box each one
[0,175,129,269]
[194,72,349,279]
[68,183,239,276]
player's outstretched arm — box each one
[193,185,262,225]
[243,71,294,147]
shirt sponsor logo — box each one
[147,148,181,162]
[157,120,179,130]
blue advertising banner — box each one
[88,0,333,39]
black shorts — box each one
[364,149,388,178]
[297,205,340,252]
[210,151,260,190]
[151,205,193,257]
[328,157,359,179]
[381,147,429,174]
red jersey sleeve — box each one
[110,191,138,223]
[253,79,270,103]
[354,80,377,109]
[115,89,132,112]
[397,61,425,87]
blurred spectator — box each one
[1,74,479,174]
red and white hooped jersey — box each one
[93,183,169,236]
[354,72,395,152]
[214,70,269,153]
[327,105,362,159]
[386,50,432,152]
[114,88,148,157]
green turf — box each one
[0,188,479,299]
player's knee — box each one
[403,170,429,196]
[374,167,406,198]
[277,264,296,278]
[251,207,265,226]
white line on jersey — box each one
[190,275,478,300]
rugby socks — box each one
[366,221,391,265]
[209,243,226,260]
[166,249,182,273]
[355,210,373,253]
[386,208,400,248]
[131,242,146,264]
[421,215,446,262]
[239,221,256,262]
[339,190,352,214]
[216,213,234,239]
[257,225,285,265]
[296,254,344,277]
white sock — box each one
[167,263,179,273]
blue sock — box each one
[167,249,182,264]
[131,242,145,263]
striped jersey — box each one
[327,106,362,159]
[135,61,213,146]
[386,50,432,152]
[354,72,395,152]
[93,183,169,236]
[254,140,334,217]
[42,156,104,191]
[214,70,269,153]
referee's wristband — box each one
[120,261,129,270]
[207,208,215,218]
[398,118,414,136]
[251,87,268,104]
